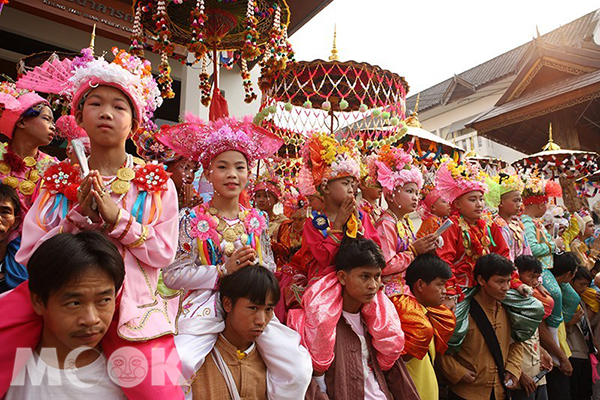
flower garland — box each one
[129,2,146,56]
[188,0,207,59]
[199,55,212,107]
[241,58,257,103]
[153,0,175,99]
[242,0,261,60]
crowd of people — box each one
[0,43,599,400]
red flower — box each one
[133,164,170,193]
[64,184,79,202]
[3,147,26,173]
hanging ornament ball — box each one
[400,126,408,135]
[390,117,399,126]
[339,99,349,110]
[284,102,293,112]
[359,104,368,113]
[303,100,312,109]
[381,111,391,119]
[372,109,382,117]
[366,140,373,147]
[357,139,364,147]
[267,105,277,114]
[322,101,331,111]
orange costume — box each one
[391,290,456,360]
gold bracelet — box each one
[128,225,149,248]
[107,209,123,234]
[118,216,134,241]
[409,245,418,257]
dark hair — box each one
[0,183,21,216]
[335,237,386,272]
[28,231,125,305]
[219,264,280,307]
[20,103,50,120]
[514,255,543,275]
[574,266,593,283]
[405,254,452,290]
[473,253,515,282]
[551,252,580,278]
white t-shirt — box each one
[342,311,388,400]
[6,350,127,400]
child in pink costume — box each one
[159,116,313,398]
[1,47,183,399]
[0,82,57,218]
[373,145,439,295]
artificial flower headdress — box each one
[374,144,423,194]
[133,126,177,163]
[435,158,488,204]
[299,132,361,190]
[484,169,525,208]
[575,209,593,234]
[136,112,207,164]
[417,178,441,219]
[251,166,283,200]
[282,189,308,218]
[157,115,283,169]
[522,175,548,205]
[360,153,380,188]
[16,47,162,134]
[0,82,48,139]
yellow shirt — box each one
[406,339,438,400]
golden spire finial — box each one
[542,122,561,151]
[465,135,477,157]
[89,24,97,54]
[414,93,420,114]
[329,24,339,61]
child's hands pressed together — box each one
[77,173,101,222]
[89,170,121,226]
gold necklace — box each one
[208,206,249,257]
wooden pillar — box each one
[551,109,587,212]
[559,177,587,213]
[551,108,581,149]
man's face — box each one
[571,278,590,296]
[519,270,541,288]
[477,274,511,302]
[0,199,18,243]
[337,266,381,305]
[223,294,276,344]
[31,267,116,355]
[414,277,448,308]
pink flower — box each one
[190,213,218,242]
[245,209,267,236]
